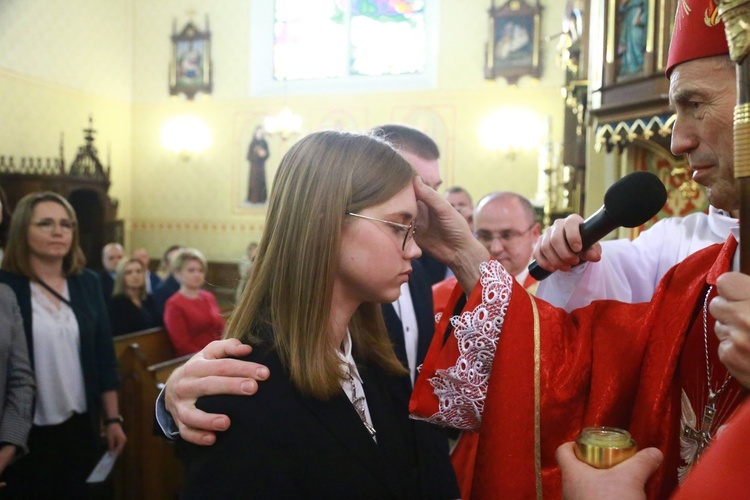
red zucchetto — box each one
[666,0,729,77]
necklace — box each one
[346,364,376,438]
[681,285,732,461]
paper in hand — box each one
[86,449,120,483]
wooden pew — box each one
[114,326,174,361]
[114,315,232,499]
[117,342,189,499]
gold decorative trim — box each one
[718,0,750,62]
[594,114,676,152]
[526,290,543,500]
[131,220,265,233]
[646,0,656,55]
[606,0,616,64]
[657,0,668,69]
[734,103,750,178]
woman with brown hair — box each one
[179,130,459,498]
[0,191,126,497]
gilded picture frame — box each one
[169,17,213,100]
[485,0,543,84]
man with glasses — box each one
[434,191,540,320]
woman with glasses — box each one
[178,130,458,499]
[0,191,126,497]
[109,256,159,336]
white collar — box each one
[336,330,362,384]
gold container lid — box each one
[574,426,638,469]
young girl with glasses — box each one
[178,130,458,498]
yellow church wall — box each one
[128,84,564,261]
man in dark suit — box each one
[373,124,448,285]
[133,248,161,295]
[152,245,182,325]
[98,242,123,305]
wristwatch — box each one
[104,415,124,426]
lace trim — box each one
[414,260,513,430]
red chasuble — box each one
[411,237,745,499]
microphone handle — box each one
[528,210,618,282]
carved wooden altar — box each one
[554,0,707,233]
[0,119,121,271]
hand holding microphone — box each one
[530,171,667,281]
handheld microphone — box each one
[528,171,667,281]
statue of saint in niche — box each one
[617,0,648,76]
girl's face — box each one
[177,259,205,290]
[27,201,74,262]
[123,261,145,290]
[335,183,422,306]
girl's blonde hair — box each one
[227,130,413,399]
[112,257,148,300]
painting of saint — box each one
[494,17,534,69]
[246,126,270,204]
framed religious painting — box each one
[485,0,542,84]
[612,0,652,81]
[169,16,213,100]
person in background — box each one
[164,248,225,357]
[373,124,448,286]
[156,244,182,281]
[235,242,258,303]
[153,244,183,324]
[431,190,541,498]
[434,191,541,319]
[177,130,458,498]
[109,257,159,336]
[133,247,160,295]
[0,191,126,498]
[98,242,123,305]
[0,284,35,479]
[444,186,474,231]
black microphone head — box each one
[603,171,667,228]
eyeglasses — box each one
[346,212,416,251]
[30,218,77,234]
[474,223,535,245]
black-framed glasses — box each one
[346,212,416,251]
[474,222,535,245]
[30,218,77,234]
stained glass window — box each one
[272,0,428,81]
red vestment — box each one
[433,273,538,322]
[411,237,744,499]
